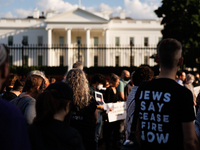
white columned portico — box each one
[85,28,90,68]
[47,28,52,66]
[66,28,73,71]
[104,29,110,66]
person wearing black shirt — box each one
[132,38,199,150]
[2,79,24,101]
[193,73,200,87]
[65,69,97,150]
[104,73,120,150]
[89,73,105,150]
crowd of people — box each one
[0,39,200,150]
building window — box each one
[9,55,13,66]
[23,55,28,66]
[77,37,81,46]
[144,56,149,65]
[38,36,43,46]
[94,37,98,46]
[8,36,13,46]
[38,56,42,66]
[22,36,28,46]
[115,37,120,46]
[59,37,64,46]
[115,56,120,66]
[94,56,98,66]
[158,37,162,45]
[130,56,134,66]
[130,37,134,46]
[144,37,148,46]
[60,56,64,66]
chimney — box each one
[46,9,57,19]
[101,10,113,20]
[33,8,40,19]
[120,9,125,19]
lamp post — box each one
[21,40,25,77]
[130,40,133,68]
[78,40,80,62]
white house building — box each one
[0,8,163,70]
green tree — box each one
[155,0,200,69]
[155,0,200,48]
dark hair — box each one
[33,90,70,123]
[132,66,154,86]
[23,75,44,93]
[104,79,109,87]
[73,61,83,70]
[50,78,56,83]
[34,82,73,123]
[13,79,25,91]
[176,71,183,77]
[158,38,182,69]
[109,73,119,84]
[90,73,105,84]
[8,73,18,86]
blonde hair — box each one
[186,73,194,83]
[64,68,90,108]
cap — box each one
[0,44,7,65]
[46,81,73,102]
[29,70,45,80]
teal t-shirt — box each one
[116,78,128,92]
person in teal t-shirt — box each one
[116,70,130,101]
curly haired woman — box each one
[64,68,98,150]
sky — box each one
[0,0,162,19]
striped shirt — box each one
[125,86,138,140]
[195,107,200,137]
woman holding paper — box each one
[104,73,121,150]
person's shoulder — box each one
[88,97,97,108]
[0,98,23,118]
[117,80,124,91]
[66,125,81,135]
[20,96,36,105]
[119,80,124,85]
[124,82,130,88]
[89,85,94,91]
[106,86,112,91]
[127,86,139,101]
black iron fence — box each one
[6,44,200,71]
[7,44,157,68]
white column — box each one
[104,29,110,66]
[66,28,72,71]
[47,28,52,66]
[85,28,90,68]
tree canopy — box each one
[155,0,200,48]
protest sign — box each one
[95,91,105,105]
[106,102,126,122]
